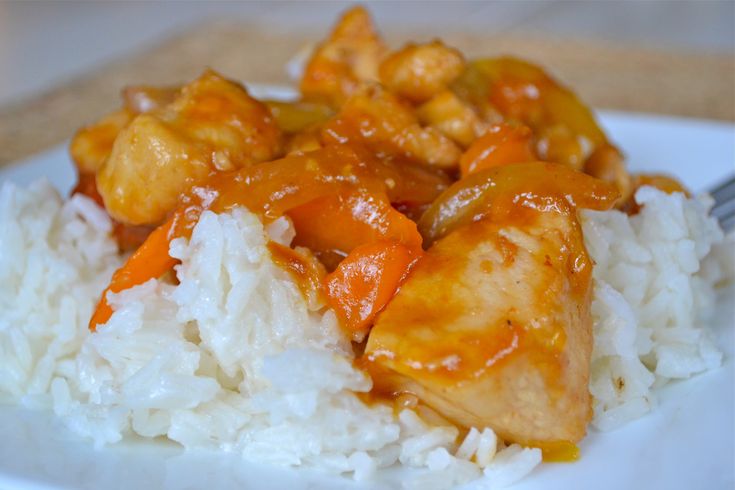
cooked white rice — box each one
[0,180,730,489]
[582,187,730,430]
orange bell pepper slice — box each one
[459,123,536,177]
[324,241,421,341]
[287,189,422,270]
[89,217,179,331]
[418,162,620,246]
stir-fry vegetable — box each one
[458,123,536,177]
[89,219,177,331]
[418,162,619,246]
[287,190,423,270]
[452,57,609,169]
[325,241,421,340]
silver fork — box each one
[711,174,735,232]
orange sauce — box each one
[266,241,324,301]
[534,440,581,463]
[490,78,544,123]
[632,174,688,196]
[179,144,447,227]
[624,173,690,214]
[72,172,104,207]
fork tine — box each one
[710,175,735,205]
[708,174,735,232]
[719,211,735,233]
[712,196,735,218]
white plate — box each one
[0,99,734,490]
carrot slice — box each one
[89,217,178,330]
[324,241,421,341]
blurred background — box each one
[1,0,733,106]
[0,0,733,164]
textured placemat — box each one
[1,21,733,167]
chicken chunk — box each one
[300,6,386,106]
[97,70,282,225]
[164,70,282,168]
[71,86,178,176]
[70,109,135,175]
[364,210,593,449]
[321,84,462,169]
[379,40,466,103]
[97,115,212,226]
[363,163,618,450]
[415,90,489,148]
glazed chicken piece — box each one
[321,84,461,169]
[365,213,591,449]
[70,109,135,176]
[379,40,466,103]
[415,90,490,148]
[96,70,282,226]
[363,163,618,452]
[70,85,183,250]
[70,85,178,177]
[300,6,386,106]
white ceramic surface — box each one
[0,106,733,490]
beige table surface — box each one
[0,17,733,167]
